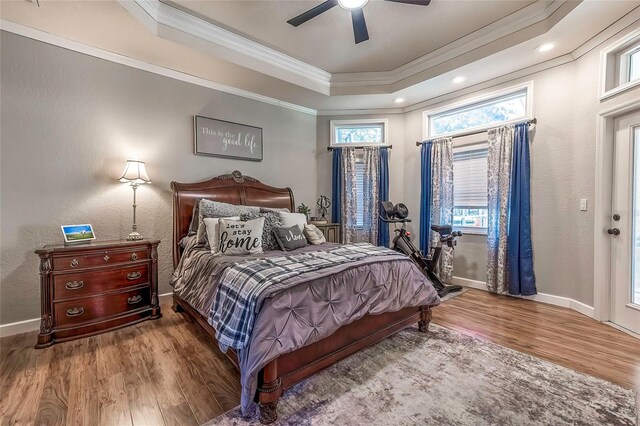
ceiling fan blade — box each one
[351,9,369,44]
[385,0,431,5]
[287,0,339,27]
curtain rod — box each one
[327,145,393,151]
[415,118,537,146]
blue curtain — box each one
[331,149,343,224]
[419,142,432,253]
[507,123,536,295]
[378,147,390,247]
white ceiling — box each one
[1,0,639,113]
[165,0,537,74]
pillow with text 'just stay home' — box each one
[218,217,265,255]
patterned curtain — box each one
[429,138,454,283]
[341,148,358,243]
[486,125,515,294]
[362,147,380,244]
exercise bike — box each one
[380,201,463,298]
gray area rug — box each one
[209,324,637,425]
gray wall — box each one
[0,32,317,325]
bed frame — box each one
[170,171,432,424]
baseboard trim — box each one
[0,292,174,338]
[451,276,595,319]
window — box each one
[453,144,488,233]
[330,119,388,147]
[600,28,640,100]
[428,89,528,138]
[622,46,640,84]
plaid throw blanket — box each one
[209,243,407,351]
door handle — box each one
[607,228,621,236]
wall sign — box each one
[194,115,263,161]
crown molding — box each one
[317,108,404,116]
[118,0,332,95]
[0,19,318,116]
[120,0,578,96]
[330,0,570,88]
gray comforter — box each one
[171,237,440,413]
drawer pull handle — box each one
[128,295,142,305]
[127,272,142,280]
[103,255,110,262]
[65,280,84,290]
[66,307,85,317]
[70,259,79,268]
[130,253,138,261]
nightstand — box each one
[35,239,161,348]
[312,223,341,243]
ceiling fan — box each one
[287,0,431,44]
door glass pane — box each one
[633,127,640,305]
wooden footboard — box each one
[172,294,432,424]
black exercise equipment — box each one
[380,201,463,298]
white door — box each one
[611,110,640,334]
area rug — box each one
[209,324,637,425]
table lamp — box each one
[119,160,151,241]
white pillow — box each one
[304,224,326,245]
[203,216,240,254]
[277,211,307,231]
[218,217,265,255]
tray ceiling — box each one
[165,0,537,74]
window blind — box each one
[355,161,364,227]
[453,144,489,208]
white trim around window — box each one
[330,118,389,147]
[422,82,534,140]
[599,27,640,101]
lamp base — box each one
[127,231,144,241]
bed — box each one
[170,171,439,424]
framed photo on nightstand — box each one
[61,224,96,244]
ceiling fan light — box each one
[338,0,369,11]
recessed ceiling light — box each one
[394,98,405,104]
[338,0,368,11]
[452,76,466,84]
[536,43,555,52]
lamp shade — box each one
[119,160,151,184]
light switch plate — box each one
[580,199,588,211]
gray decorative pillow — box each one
[304,224,327,245]
[241,211,282,251]
[274,225,308,251]
[218,217,264,256]
[196,200,260,246]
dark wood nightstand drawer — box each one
[53,264,149,300]
[52,246,149,271]
[54,287,150,327]
[35,239,161,348]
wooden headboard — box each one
[170,171,295,268]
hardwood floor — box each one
[1,290,638,425]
